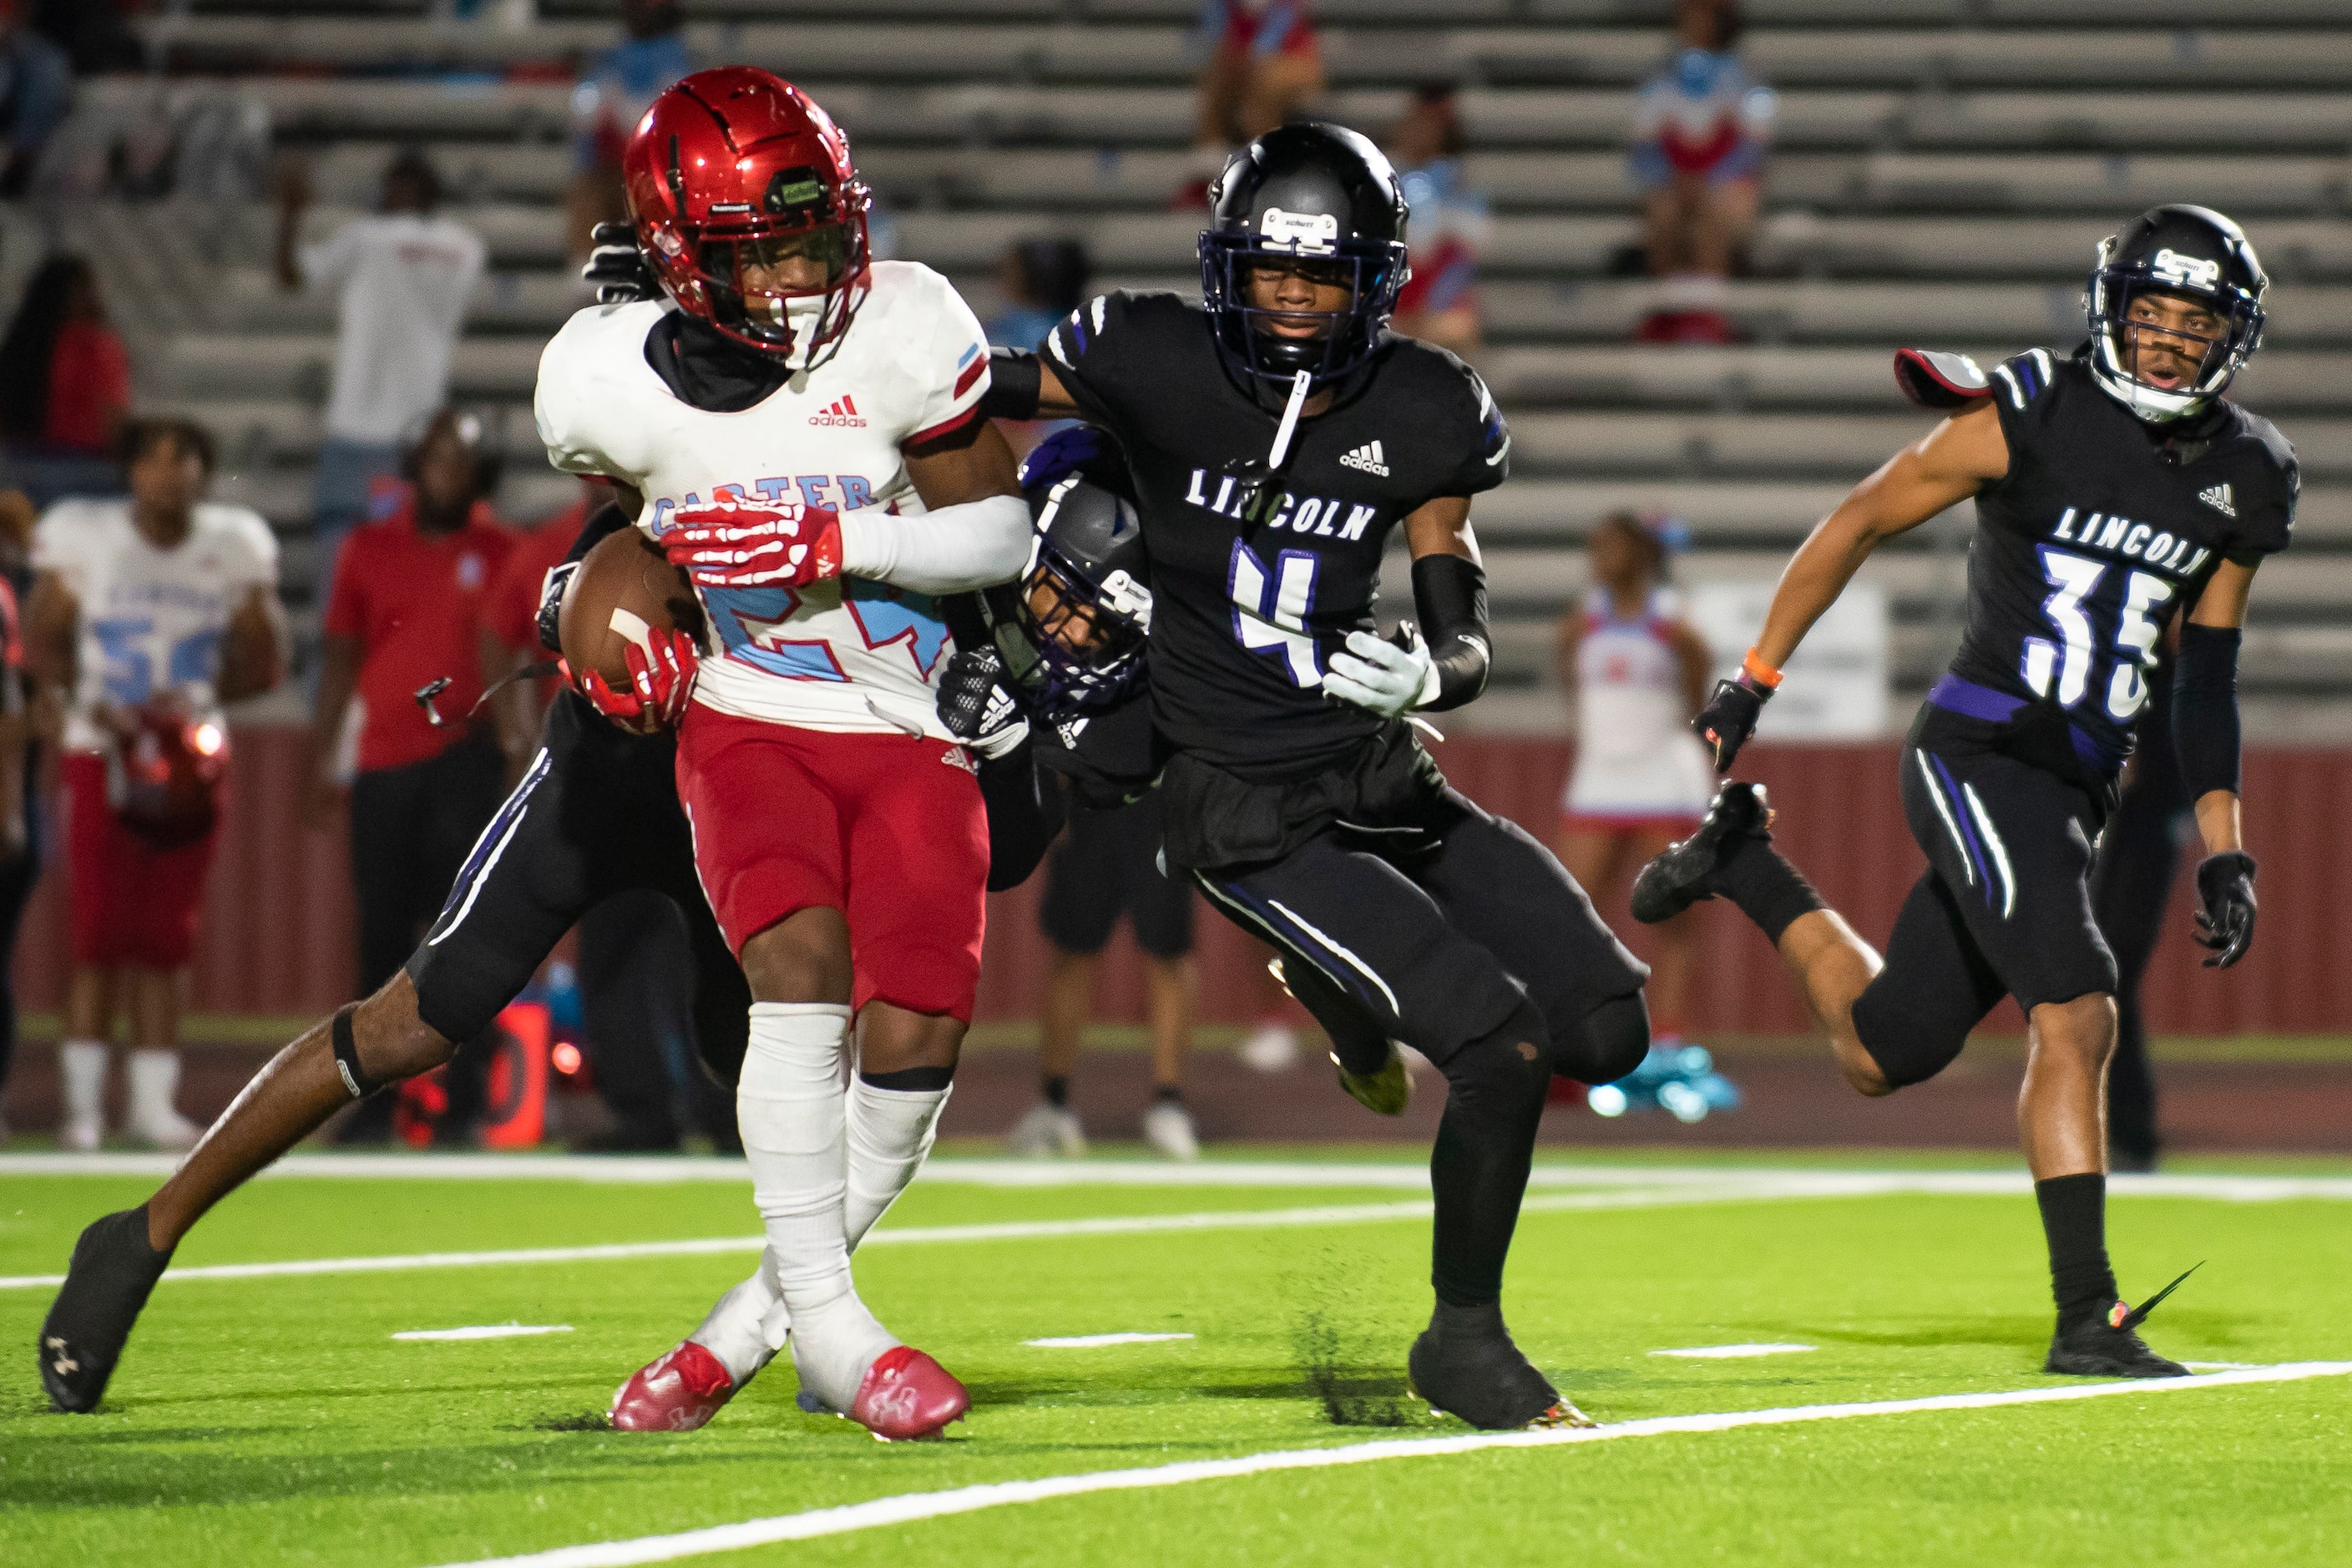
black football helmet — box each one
[2086,204,2267,423]
[1198,122,1409,406]
[984,425,1152,710]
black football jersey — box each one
[1045,290,1509,781]
[1945,347,2295,769]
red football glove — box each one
[662,498,844,589]
[571,626,701,734]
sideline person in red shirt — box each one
[306,409,513,1141]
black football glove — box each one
[2192,850,2258,969]
[582,220,660,305]
[1693,674,1773,771]
[936,646,1029,761]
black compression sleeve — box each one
[563,502,631,566]
[2172,623,2243,799]
[979,348,1044,422]
[1410,553,1491,712]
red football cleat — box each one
[609,1340,736,1432]
[847,1345,969,1440]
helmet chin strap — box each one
[1266,369,1314,470]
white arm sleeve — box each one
[837,493,1030,594]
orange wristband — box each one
[1741,648,1785,690]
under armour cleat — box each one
[38,1206,174,1414]
[1333,1044,1412,1117]
[609,1340,738,1431]
[848,1345,969,1440]
[1630,781,1773,925]
[2046,1267,2198,1379]
[1406,1301,1595,1431]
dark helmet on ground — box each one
[2085,204,2267,423]
[1197,122,1410,406]
[993,425,1151,709]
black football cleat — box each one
[1407,1301,1594,1431]
[2045,1266,2198,1379]
[38,1205,174,1414]
[1630,781,1772,926]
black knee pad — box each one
[1850,971,1969,1090]
[1434,999,1553,1122]
[1557,991,1650,1085]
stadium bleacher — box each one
[33,0,2352,735]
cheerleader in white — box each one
[1555,513,1715,1050]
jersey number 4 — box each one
[1230,540,1320,686]
[2024,548,2175,722]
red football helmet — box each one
[623,67,871,362]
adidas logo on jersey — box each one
[1338,440,1389,477]
[807,395,867,427]
[2199,483,2236,518]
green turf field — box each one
[3,1155,2349,1566]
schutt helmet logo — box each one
[2149,249,2222,291]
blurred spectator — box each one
[1554,512,1712,1058]
[27,418,288,1150]
[566,0,690,263]
[1387,84,1490,357]
[987,239,1091,352]
[1009,794,1201,1161]
[1629,0,1773,344]
[0,255,132,508]
[307,411,512,1145]
[0,2,72,197]
[478,482,735,1152]
[1180,0,1324,206]
[276,149,485,617]
[0,488,31,1141]
[27,0,141,74]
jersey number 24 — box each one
[2025,547,2175,722]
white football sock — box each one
[685,1256,792,1387]
[736,1002,894,1413]
[681,1080,947,1388]
[60,1039,108,1128]
[846,1077,952,1244]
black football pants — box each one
[2090,669,2188,1167]
[405,692,751,1107]
[1193,790,1648,1306]
[346,731,508,1139]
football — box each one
[557,526,706,706]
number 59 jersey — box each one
[534,260,993,741]
[1945,346,2295,771]
[31,498,280,754]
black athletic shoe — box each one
[2045,1267,2198,1379]
[1630,781,1772,925]
[38,1205,174,1414]
[1407,1301,1594,1430]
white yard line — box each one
[7,1151,2351,1204]
[4,1163,2346,1292]
[424,1362,2352,1568]
[1024,1333,1194,1348]
[0,1187,1758,1291]
[393,1325,574,1343]
[1651,1343,1817,1359]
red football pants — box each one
[673,710,989,1022]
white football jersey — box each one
[534,260,994,740]
[33,498,280,754]
[1564,586,1715,820]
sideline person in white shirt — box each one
[275,148,484,610]
[24,419,288,1150]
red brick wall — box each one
[18,728,2347,1034]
